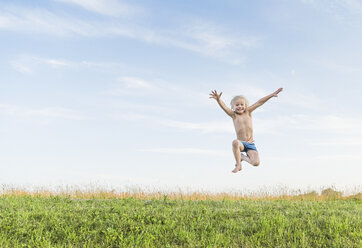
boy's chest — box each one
[233,114,252,126]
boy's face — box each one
[233,99,246,114]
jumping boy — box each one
[209,88,283,173]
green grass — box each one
[0,196,361,247]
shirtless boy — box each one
[209,88,283,173]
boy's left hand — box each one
[273,88,283,97]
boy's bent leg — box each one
[246,150,260,166]
[240,153,252,164]
[232,140,244,173]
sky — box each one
[1,0,362,194]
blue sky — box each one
[1,0,361,193]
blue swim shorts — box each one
[240,141,257,152]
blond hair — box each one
[230,95,249,109]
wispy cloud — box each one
[326,0,362,15]
[0,104,85,120]
[157,119,233,133]
[0,104,18,115]
[314,154,362,161]
[26,107,85,120]
[45,59,73,68]
[10,56,74,74]
[140,148,229,156]
[278,91,326,111]
[162,20,261,65]
[343,0,362,14]
[9,55,129,75]
[117,77,154,89]
[0,5,259,64]
[55,0,142,17]
[227,84,269,101]
[0,7,99,36]
[113,112,233,133]
[9,61,33,74]
[107,100,171,113]
[102,76,158,96]
[314,59,362,74]
[300,0,362,26]
[266,153,362,162]
[312,138,362,146]
[255,114,362,136]
[111,113,149,121]
[108,101,352,137]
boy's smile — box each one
[233,100,246,114]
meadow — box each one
[0,187,361,247]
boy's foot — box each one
[232,164,242,173]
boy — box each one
[209,88,283,173]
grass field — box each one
[0,187,361,247]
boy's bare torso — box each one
[232,112,253,142]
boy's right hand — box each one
[209,90,222,101]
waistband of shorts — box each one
[240,140,255,144]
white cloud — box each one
[228,84,269,101]
[224,81,327,114]
[312,139,362,146]
[278,91,326,111]
[26,107,85,120]
[314,154,362,161]
[0,104,85,120]
[112,112,233,133]
[186,21,259,50]
[159,21,260,65]
[117,77,153,89]
[325,0,362,15]
[10,56,73,74]
[112,113,149,121]
[108,84,362,136]
[102,76,157,96]
[9,55,130,75]
[265,153,362,162]
[0,7,98,36]
[157,119,233,133]
[0,104,18,115]
[343,0,362,14]
[45,59,73,68]
[0,6,259,64]
[10,61,33,74]
[255,114,362,136]
[0,14,12,28]
[151,113,362,139]
[55,0,142,17]
[108,100,171,113]
[305,115,362,134]
[300,0,362,25]
[314,59,362,74]
[140,148,229,156]
[102,88,140,96]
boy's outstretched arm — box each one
[209,90,234,117]
[248,88,283,112]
